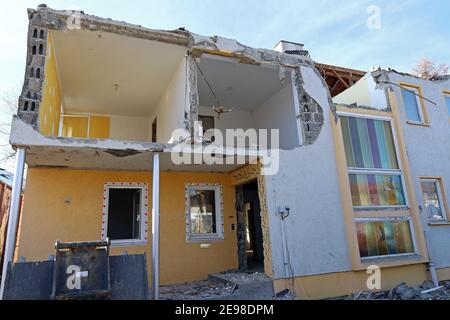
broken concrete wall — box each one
[189,33,327,146]
[18,7,50,128]
[16,5,189,131]
[264,64,351,279]
[16,5,331,150]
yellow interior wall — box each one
[61,117,88,138]
[16,168,238,285]
[61,116,110,139]
[89,116,110,139]
[39,33,62,137]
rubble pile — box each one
[342,280,450,300]
[160,280,236,300]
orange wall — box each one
[17,168,238,285]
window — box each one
[199,115,215,142]
[400,85,424,123]
[185,184,224,242]
[102,183,148,245]
[356,218,415,258]
[339,113,416,260]
[445,93,450,117]
[420,179,447,221]
[340,115,406,208]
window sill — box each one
[186,235,225,243]
[110,240,147,247]
[428,221,450,226]
[406,120,430,127]
[358,253,425,269]
[354,206,409,212]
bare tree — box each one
[0,88,19,169]
[412,58,449,80]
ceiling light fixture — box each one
[192,54,234,119]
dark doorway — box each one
[107,188,141,241]
[151,118,157,143]
[236,180,264,273]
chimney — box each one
[274,40,307,56]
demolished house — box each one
[1,5,450,300]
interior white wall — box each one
[198,80,299,149]
[334,73,388,110]
[253,83,299,149]
[198,106,255,146]
[149,58,188,143]
[109,115,150,141]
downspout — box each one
[0,148,26,299]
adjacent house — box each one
[1,5,449,299]
[0,169,23,274]
[334,68,450,284]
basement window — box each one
[185,184,224,242]
[103,183,148,246]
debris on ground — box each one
[274,289,296,300]
[160,280,236,300]
[210,271,272,284]
[340,280,450,300]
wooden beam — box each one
[332,69,349,88]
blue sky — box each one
[0,0,449,169]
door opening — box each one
[236,179,264,273]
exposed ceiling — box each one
[197,55,289,111]
[51,29,187,117]
[315,63,366,97]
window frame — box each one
[399,83,427,125]
[420,178,448,222]
[355,216,418,261]
[444,90,450,119]
[338,112,409,210]
[185,183,224,242]
[102,182,148,247]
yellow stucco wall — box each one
[39,33,62,136]
[274,263,429,299]
[17,168,238,285]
